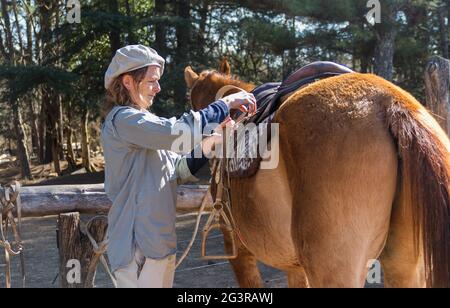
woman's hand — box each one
[221,91,257,115]
[202,117,235,158]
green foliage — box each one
[0,65,77,100]
[240,17,298,54]
[0,0,447,146]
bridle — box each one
[201,84,252,260]
[187,78,201,110]
[180,82,252,262]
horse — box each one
[184,59,450,288]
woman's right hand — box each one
[202,117,235,158]
[221,91,257,115]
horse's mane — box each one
[201,70,255,92]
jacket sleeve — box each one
[112,101,229,154]
[174,145,210,185]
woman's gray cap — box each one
[104,45,165,89]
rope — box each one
[175,188,212,269]
[0,181,25,288]
[79,216,117,288]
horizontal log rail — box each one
[19,184,211,218]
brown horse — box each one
[184,59,450,288]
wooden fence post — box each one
[58,212,108,288]
[425,56,450,135]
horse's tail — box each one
[386,88,450,287]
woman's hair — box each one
[101,66,149,117]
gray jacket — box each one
[101,106,202,272]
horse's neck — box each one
[225,79,255,92]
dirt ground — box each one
[0,156,106,186]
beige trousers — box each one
[114,246,176,288]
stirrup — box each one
[201,202,238,260]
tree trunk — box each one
[175,0,191,64]
[57,95,64,160]
[0,30,7,59]
[25,0,33,63]
[81,109,93,173]
[38,95,46,163]
[374,32,396,80]
[425,56,450,135]
[0,0,14,57]
[44,118,53,164]
[125,0,137,44]
[65,104,77,171]
[45,93,61,172]
[374,2,398,81]
[439,1,449,59]
[8,135,12,155]
[43,96,56,165]
[108,0,121,57]
[174,0,191,110]
[361,55,369,73]
[58,212,108,288]
[154,0,168,58]
[11,100,33,179]
[196,0,210,58]
[30,101,40,158]
[65,126,77,171]
[52,135,61,175]
[73,129,80,159]
[11,0,24,62]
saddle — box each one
[249,61,354,125]
[227,61,353,178]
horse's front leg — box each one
[221,226,263,288]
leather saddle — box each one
[249,61,354,125]
[227,61,353,178]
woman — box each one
[101,45,256,288]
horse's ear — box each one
[219,57,231,75]
[184,66,199,88]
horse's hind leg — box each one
[379,196,425,288]
[292,199,382,287]
[222,228,264,288]
[286,267,309,288]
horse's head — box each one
[184,58,255,111]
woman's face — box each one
[123,65,161,110]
